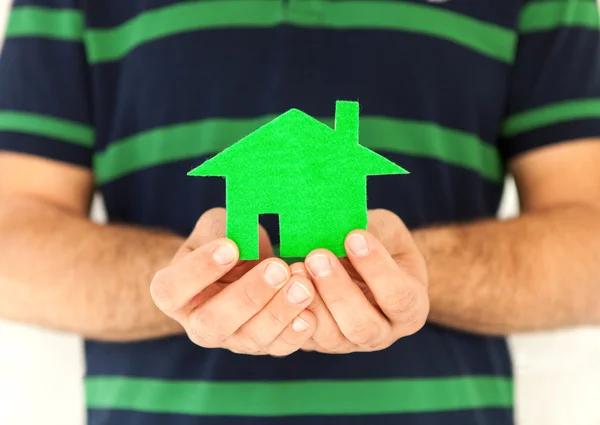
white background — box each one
[0,1,599,424]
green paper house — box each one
[188,101,408,260]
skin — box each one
[292,209,429,353]
[149,207,429,354]
[150,209,320,356]
[419,139,600,334]
[0,138,598,353]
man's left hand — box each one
[296,209,429,354]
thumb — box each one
[366,209,427,285]
[175,207,276,267]
[219,225,274,283]
[366,209,413,253]
[191,207,228,244]
[173,207,229,262]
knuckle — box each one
[320,292,345,308]
[345,321,382,347]
[384,288,418,318]
[188,309,223,347]
[241,284,265,310]
[266,308,287,328]
[308,295,325,312]
[240,336,265,354]
[402,299,429,336]
[150,269,176,312]
[320,332,349,353]
[238,327,270,353]
[301,340,319,352]
[268,337,297,358]
[228,344,264,355]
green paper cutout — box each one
[188,101,408,259]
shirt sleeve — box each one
[0,0,93,168]
[499,0,600,160]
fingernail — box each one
[287,281,311,304]
[347,234,369,256]
[292,317,310,332]
[213,243,237,265]
[264,262,288,287]
[291,268,308,277]
[307,254,331,277]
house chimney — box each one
[334,100,359,142]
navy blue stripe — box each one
[0,132,92,167]
[506,29,600,115]
[88,407,514,425]
[11,0,78,8]
[90,28,508,152]
[83,0,519,30]
[84,0,187,27]
[500,119,600,159]
[97,154,504,238]
[85,323,511,380]
[0,39,92,124]
[408,0,520,29]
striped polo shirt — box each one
[2,1,600,424]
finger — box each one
[291,263,353,353]
[150,238,239,316]
[305,250,391,349]
[187,258,291,346]
[290,262,309,276]
[267,310,317,357]
[173,208,228,261]
[189,208,274,259]
[173,207,250,283]
[300,338,357,355]
[222,224,275,283]
[367,209,428,284]
[300,339,320,352]
[230,275,315,353]
[345,229,429,333]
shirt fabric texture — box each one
[1,0,600,424]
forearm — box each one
[413,204,600,335]
[0,195,185,341]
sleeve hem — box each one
[499,119,600,160]
[0,131,92,168]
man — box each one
[0,1,599,424]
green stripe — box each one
[86,376,513,416]
[502,99,600,137]
[5,6,83,41]
[519,0,600,33]
[93,116,503,185]
[84,0,516,64]
[0,111,94,148]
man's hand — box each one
[150,208,317,356]
[298,209,429,354]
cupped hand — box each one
[298,209,429,354]
[150,208,317,356]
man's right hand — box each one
[150,208,316,356]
